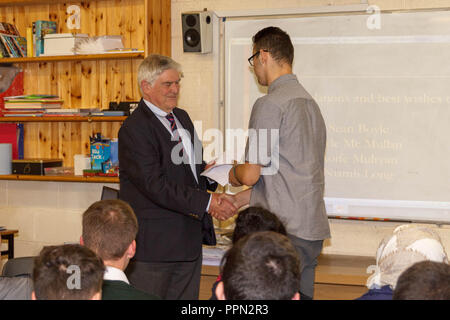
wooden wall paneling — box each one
[38,122,51,158]
[123,59,136,102]
[70,61,82,108]
[57,61,71,108]
[128,0,145,53]
[23,123,38,159]
[80,122,91,157]
[50,122,59,159]
[59,121,72,165]
[150,0,162,56]
[133,58,143,98]
[161,0,170,56]
[80,60,98,108]
[98,59,108,109]
[11,3,25,32]
[122,0,138,102]
[55,1,67,34]
[70,122,82,166]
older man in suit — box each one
[118,54,236,300]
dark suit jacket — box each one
[118,99,217,263]
[102,280,160,300]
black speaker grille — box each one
[185,14,197,27]
[184,29,200,47]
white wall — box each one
[0,180,117,269]
[171,0,450,257]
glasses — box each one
[248,50,268,66]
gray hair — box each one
[137,54,182,91]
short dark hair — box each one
[232,207,287,244]
[393,261,450,300]
[220,231,300,300]
[82,199,138,261]
[252,26,294,65]
[33,244,105,300]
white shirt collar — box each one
[143,98,172,117]
[103,266,130,284]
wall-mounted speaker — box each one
[181,11,212,53]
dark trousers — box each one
[125,254,202,300]
[288,234,324,300]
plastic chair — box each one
[1,256,34,277]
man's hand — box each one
[209,193,237,221]
[204,160,216,171]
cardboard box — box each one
[12,159,63,175]
[42,33,88,56]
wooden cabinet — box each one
[0,0,171,179]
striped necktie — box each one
[165,112,183,156]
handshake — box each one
[208,193,243,221]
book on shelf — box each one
[12,36,27,57]
[2,109,46,114]
[0,22,20,36]
[44,108,102,116]
[26,27,33,57]
[0,22,22,58]
[44,108,83,116]
[4,94,63,109]
[2,112,44,117]
[91,110,126,116]
[0,34,23,57]
[33,20,57,56]
[0,37,10,57]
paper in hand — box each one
[200,150,242,186]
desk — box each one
[1,230,19,259]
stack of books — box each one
[3,94,63,117]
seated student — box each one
[215,231,301,300]
[356,224,448,300]
[210,206,287,300]
[393,260,450,300]
[0,276,32,300]
[32,244,104,300]
[0,255,32,300]
[81,199,160,300]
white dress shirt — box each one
[103,266,130,284]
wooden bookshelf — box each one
[0,0,170,168]
[0,174,119,183]
[0,116,127,122]
[0,52,144,64]
[0,0,75,5]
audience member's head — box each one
[32,244,105,300]
[366,224,448,291]
[81,199,138,270]
[216,231,301,300]
[393,260,450,300]
[232,206,287,244]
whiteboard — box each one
[222,10,450,223]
